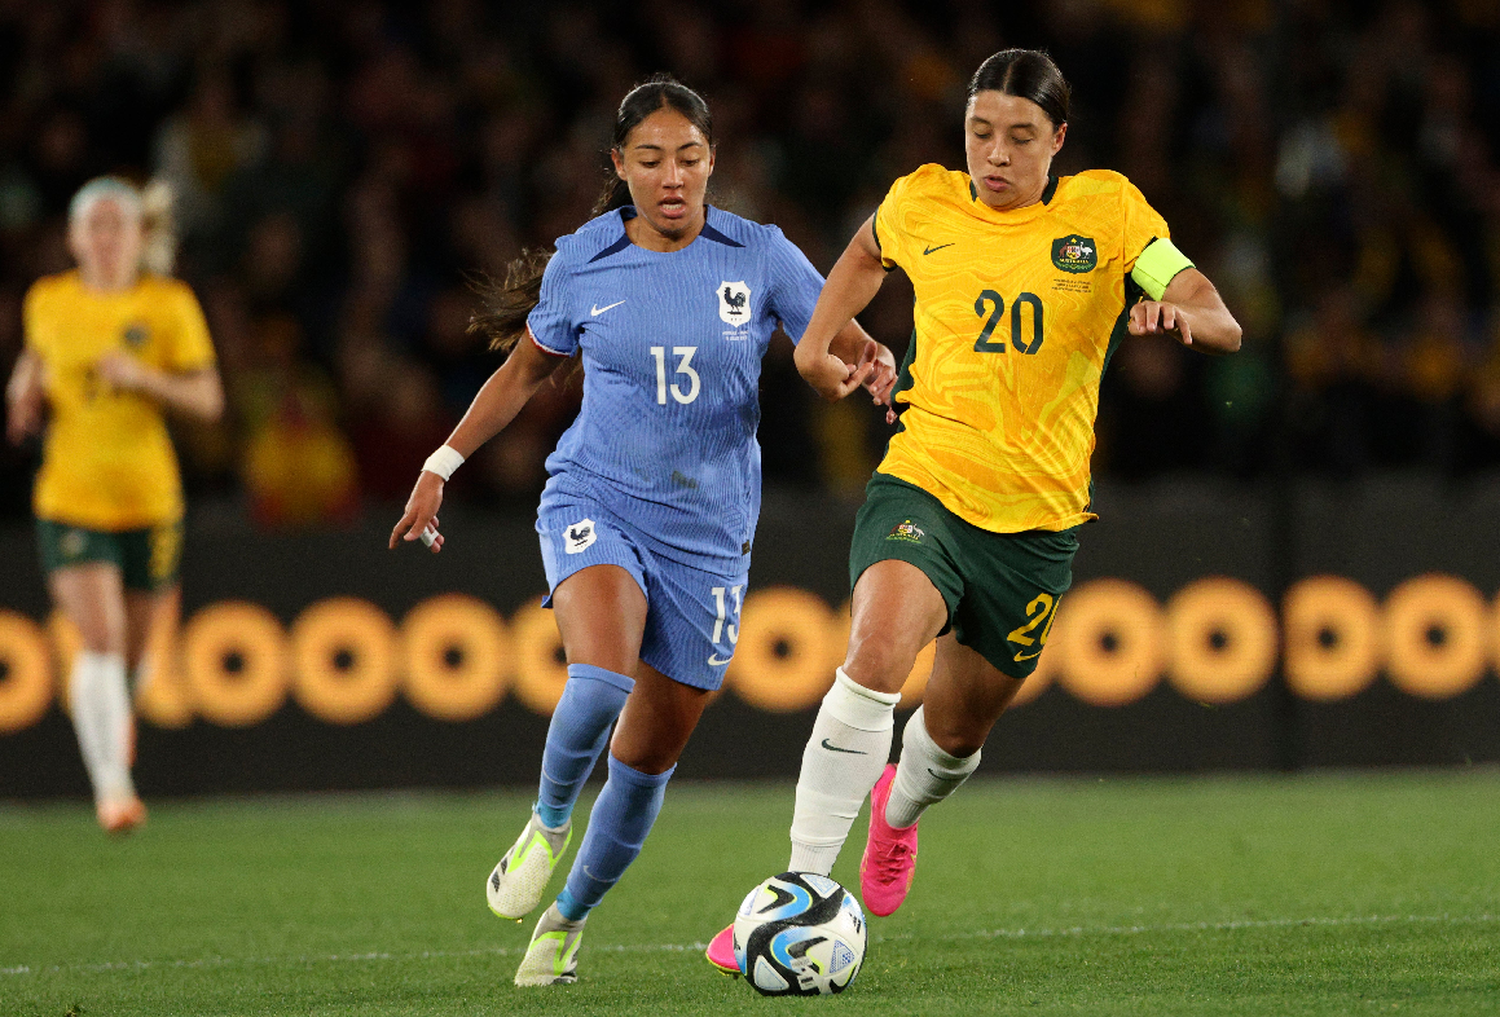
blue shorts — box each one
[537,498,748,691]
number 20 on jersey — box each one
[974,290,1045,355]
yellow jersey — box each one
[873,165,1186,533]
[24,270,216,530]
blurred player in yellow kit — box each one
[4,177,222,833]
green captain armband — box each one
[1131,237,1194,301]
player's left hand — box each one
[96,350,154,393]
[1128,300,1193,346]
[863,342,899,424]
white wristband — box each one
[422,445,465,481]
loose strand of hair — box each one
[467,247,553,353]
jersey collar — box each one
[602,205,743,254]
[967,174,1058,211]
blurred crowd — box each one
[2,0,1500,527]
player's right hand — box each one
[5,351,45,445]
[5,395,43,445]
[390,471,446,553]
[795,341,877,403]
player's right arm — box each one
[388,329,566,551]
[5,349,44,446]
[794,215,887,402]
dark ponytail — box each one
[468,247,552,353]
[968,49,1071,127]
[471,74,715,353]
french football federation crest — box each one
[564,518,597,555]
[718,281,752,326]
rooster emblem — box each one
[717,280,752,326]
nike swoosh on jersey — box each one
[707,653,733,666]
[590,299,626,316]
[1013,649,1044,661]
[820,738,868,755]
[922,243,955,255]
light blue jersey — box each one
[528,205,824,566]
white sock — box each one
[884,705,981,829]
[69,651,135,803]
[788,668,900,875]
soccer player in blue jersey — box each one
[389,76,895,987]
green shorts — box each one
[36,518,183,592]
[849,473,1079,680]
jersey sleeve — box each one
[166,282,217,371]
[872,171,917,271]
[762,227,825,343]
[525,249,579,356]
[1119,179,1174,282]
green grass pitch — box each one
[2,770,1497,1016]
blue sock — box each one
[535,664,634,829]
[555,754,674,921]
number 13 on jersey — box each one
[650,346,700,404]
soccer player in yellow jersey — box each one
[706,48,1242,971]
[4,177,223,834]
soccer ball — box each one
[733,871,867,996]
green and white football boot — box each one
[514,903,586,986]
[486,812,572,920]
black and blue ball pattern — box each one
[733,871,867,996]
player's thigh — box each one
[539,508,651,674]
[48,561,128,654]
[844,560,949,694]
[124,586,179,672]
[117,522,183,669]
[921,633,1025,757]
[551,564,649,675]
[611,660,714,775]
[844,475,960,693]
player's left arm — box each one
[1129,266,1242,355]
[95,353,225,422]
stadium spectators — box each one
[2,0,1499,525]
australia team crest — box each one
[717,280,752,326]
[1051,235,1097,274]
[886,519,925,544]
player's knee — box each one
[921,712,987,758]
[843,632,922,695]
[609,743,680,775]
[75,618,126,655]
[609,719,690,775]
